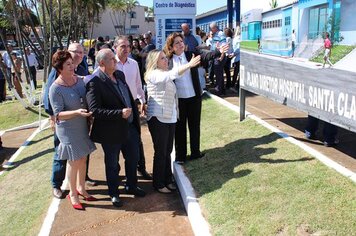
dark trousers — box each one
[51,133,67,189]
[6,68,12,90]
[0,79,5,102]
[137,138,147,171]
[208,60,215,84]
[101,124,139,197]
[305,116,337,143]
[214,57,226,94]
[175,96,202,161]
[224,57,232,88]
[148,117,175,189]
[232,61,240,89]
[29,66,37,89]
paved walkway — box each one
[49,120,194,236]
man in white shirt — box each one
[114,36,152,180]
[291,29,296,57]
[25,47,38,89]
[2,44,13,89]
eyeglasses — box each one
[69,50,83,54]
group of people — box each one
[43,23,230,210]
[0,44,39,101]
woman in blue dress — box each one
[49,50,96,210]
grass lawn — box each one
[0,100,48,131]
[0,128,53,235]
[185,98,356,235]
[310,45,355,64]
[240,40,259,52]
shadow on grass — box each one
[27,133,53,145]
[25,107,49,118]
[187,133,313,195]
[4,148,52,170]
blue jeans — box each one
[101,124,140,197]
[51,133,67,189]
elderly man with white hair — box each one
[86,49,146,208]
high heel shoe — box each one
[76,190,98,201]
[67,195,84,210]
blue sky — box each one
[139,0,294,15]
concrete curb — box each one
[208,92,356,183]
[2,119,48,133]
[173,151,211,236]
[0,119,49,175]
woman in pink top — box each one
[323,32,333,68]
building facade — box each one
[241,9,263,40]
[196,4,240,34]
[196,0,356,57]
[88,5,155,39]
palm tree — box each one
[109,0,139,35]
[144,6,154,22]
[125,0,139,34]
[108,0,126,35]
[270,0,278,9]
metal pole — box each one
[227,0,233,28]
[239,88,246,121]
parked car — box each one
[6,40,17,47]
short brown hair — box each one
[163,32,184,59]
[52,50,72,73]
[224,28,233,38]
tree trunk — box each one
[41,0,49,82]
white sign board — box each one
[154,0,197,50]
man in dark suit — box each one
[86,49,145,208]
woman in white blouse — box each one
[145,49,200,193]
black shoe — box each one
[85,177,97,186]
[111,195,123,207]
[125,186,146,197]
[190,152,205,160]
[324,139,339,147]
[138,169,153,180]
[53,188,64,199]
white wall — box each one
[89,5,155,39]
[291,5,299,42]
[339,0,356,45]
[298,8,309,43]
[262,10,283,40]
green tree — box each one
[109,0,139,35]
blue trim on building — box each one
[298,0,328,9]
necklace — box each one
[58,75,84,107]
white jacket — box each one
[146,68,181,123]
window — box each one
[130,11,136,19]
[308,5,328,39]
[285,16,291,26]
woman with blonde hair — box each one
[145,49,200,193]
